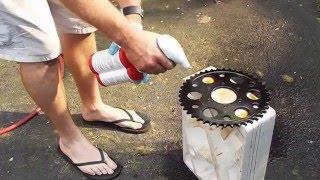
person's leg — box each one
[1,0,118,176]
[19,59,117,176]
[61,33,145,129]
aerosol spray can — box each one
[89,34,191,86]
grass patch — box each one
[316,0,320,11]
[316,0,320,23]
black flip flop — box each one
[58,147,122,180]
[83,108,151,134]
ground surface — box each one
[0,0,319,179]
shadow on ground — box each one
[1,0,320,179]
[0,111,195,180]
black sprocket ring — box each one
[179,69,271,127]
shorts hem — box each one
[0,50,61,63]
[61,27,97,34]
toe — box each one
[97,164,108,174]
[116,109,144,129]
[118,121,143,130]
[102,163,114,174]
[91,166,103,175]
[79,166,95,176]
[104,152,117,170]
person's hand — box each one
[122,30,175,74]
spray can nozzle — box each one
[157,35,191,69]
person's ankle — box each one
[81,102,105,120]
[81,102,118,122]
[59,130,83,147]
[82,101,105,112]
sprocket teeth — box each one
[240,122,247,126]
[179,68,270,128]
[226,124,233,128]
[256,113,263,117]
[249,120,254,124]
[217,124,224,127]
[251,117,258,120]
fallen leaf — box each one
[256,70,264,77]
[198,15,211,24]
[281,74,294,83]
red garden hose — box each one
[0,108,41,135]
[0,55,64,135]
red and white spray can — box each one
[89,34,191,86]
[89,47,146,86]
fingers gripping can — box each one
[89,48,144,86]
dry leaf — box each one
[198,15,211,24]
[281,74,294,83]
[256,70,264,77]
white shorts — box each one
[0,0,97,62]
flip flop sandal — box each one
[58,146,122,180]
[83,108,151,134]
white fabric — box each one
[0,0,96,62]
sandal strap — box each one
[98,148,105,162]
[112,119,134,124]
[112,108,134,124]
[117,108,133,120]
[74,148,106,167]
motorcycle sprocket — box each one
[179,69,270,127]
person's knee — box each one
[19,58,60,80]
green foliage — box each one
[316,0,320,11]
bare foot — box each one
[59,134,117,176]
[82,103,145,130]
